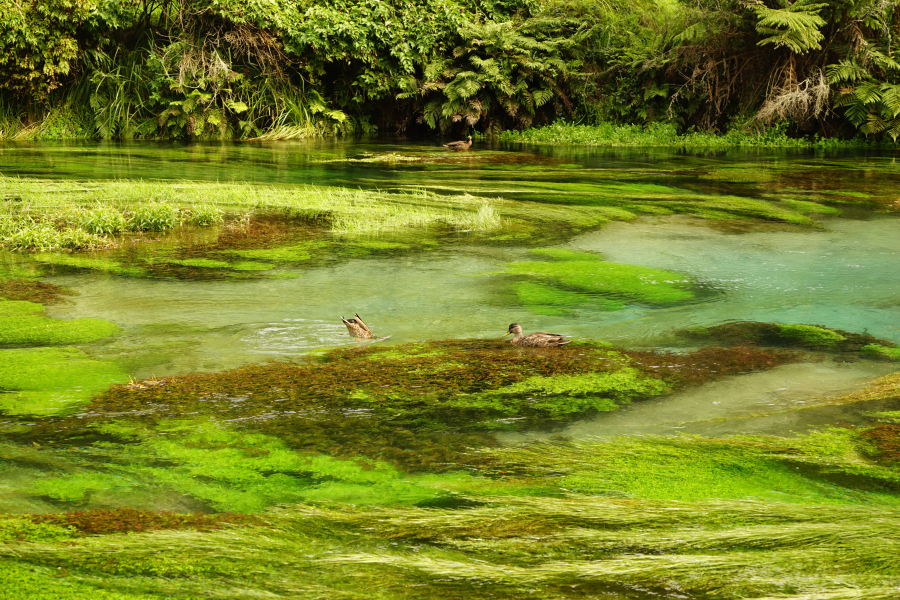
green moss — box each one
[21,339,798,478]
[777,323,846,347]
[860,344,900,361]
[0,300,120,347]
[478,369,671,419]
[0,347,129,415]
[0,263,45,281]
[504,250,696,305]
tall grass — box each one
[498,121,899,148]
[0,177,504,249]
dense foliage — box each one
[2,0,900,140]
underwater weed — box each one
[0,347,128,415]
[29,507,259,535]
[862,425,900,465]
[0,301,120,347]
[778,323,845,347]
[0,279,72,304]
[504,249,698,306]
[680,321,895,354]
[32,339,803,474]
[623,345,800,388]
[861,344,900,361]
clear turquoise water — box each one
[3,139,898,392]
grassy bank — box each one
[497,121,900,149]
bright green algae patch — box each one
[862,344,900,361]
[0,347,129,415]
[0,300,120,347]
[510,281,624,315]
[504,249,697,312]
[23,421,470,512]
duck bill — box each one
[501,331,511,338]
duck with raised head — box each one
[342,313,374,339]
[502,323,571,347]
[443,135,473,151]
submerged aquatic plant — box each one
[680,320,896,355]
[0,347,127,415]
[0,279,71,304]
[503,249,699,313]
[861,344,900,361]
[0,300,120,347]
[1,431,899,599]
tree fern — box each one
[751,0,827,53]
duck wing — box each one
[523,332,571,347]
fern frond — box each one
[752,0,827,53]
[854,81,882,104]
[878,83,900,117]
[825,60,869,84]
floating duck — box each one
[342,313,374,339]
[502,323,571,347]
[443,135,473,151]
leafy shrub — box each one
[127,203,179,231]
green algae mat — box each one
[1,141,900,599]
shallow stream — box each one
[1,139,899,599]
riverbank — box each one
[497,121,900,149]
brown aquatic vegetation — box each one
[15,340,800,472]
[29,507,260,535]
[191,211,325,253]
[623,345,800,388]
[0,279,73,304]
[862,424,900,465]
